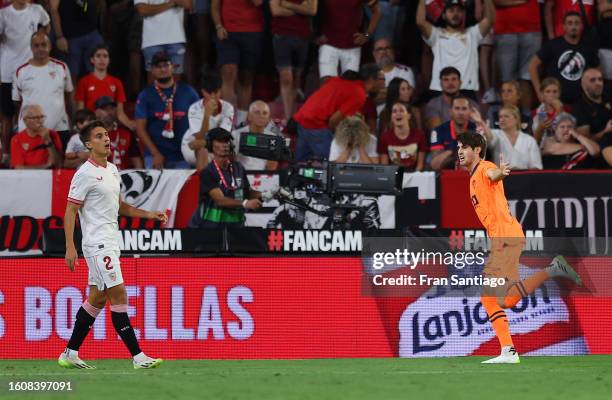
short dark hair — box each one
[451,94,471,107]
[90,43,109,59]
[440,66,461,80]
[201,70,222,94]
[457,132,486,159]
[79,120,106,148]
[564,11,582,22]
[75,109,95,126]
[359,63,381,81]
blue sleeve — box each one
[134,91,148,119]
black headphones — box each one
[205,129,235,153]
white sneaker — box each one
[133,354,163,369]
[58,350,96,369]
[481,346,520,364]
[547,255,582,286]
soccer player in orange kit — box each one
[457,132,582,364]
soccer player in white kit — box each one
[59,121,167,369]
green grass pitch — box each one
[1,356,611,400]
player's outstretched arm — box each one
[487,154,511,182]
[65,202,81,271]
[118,199,168,224]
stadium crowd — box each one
[1,0,611,171]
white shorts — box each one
[599,49,612,80]
[180,132,198,166]
[318,44,361,78]
[83,246,124,291]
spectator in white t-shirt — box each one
[12,32,74,150]
[329,116,378,164]
[416,0,495,98]
[0,0,50,164]
[473,104,542,170]
[135,0,190,82]
[183,70,234,170]
[232,100,280,171]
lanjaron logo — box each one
[398,266,572,357]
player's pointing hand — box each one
[149,211,168,225]
[499,154,511,176]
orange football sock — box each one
[481,296,513,348]
[503,270,550,308]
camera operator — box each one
[191,127,262,228]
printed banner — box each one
[0,170,194,255]
[119,169,194,227]
[440,170,612,238]
[0,257,610,359]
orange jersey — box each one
[469,160,524,238]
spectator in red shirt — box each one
[317,0,381,81]
[293,64,384,161]
[75,44,135,130]
[212,0,264,126]
[493,0,542,110]
[95,96,143,169]
[10,104,63,169]
[378,101,427,171]
[269,0,317,120]
[545,0,596,40]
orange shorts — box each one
[483,237,525,282]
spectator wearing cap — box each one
[13,31,74,150]
[529,11,600,105]
[49,0,103,84]
[423,66,478,131]
[292,64,384,162]
[573,68,612,142]
[232,100,280,171]
[135,51,199,169]
[317,0,381,81]
[10,104,63,169]
[94,96,143,169]
[191,127,262,228]
[416,0,495,99]
[269,0,317,120]
[0,0,50,165]
[182,70,235,170]
[64,108,95,168]
[493,0,542,111]
[75,44,135,131]
[135,0,190,82]
[212,0,264,126]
